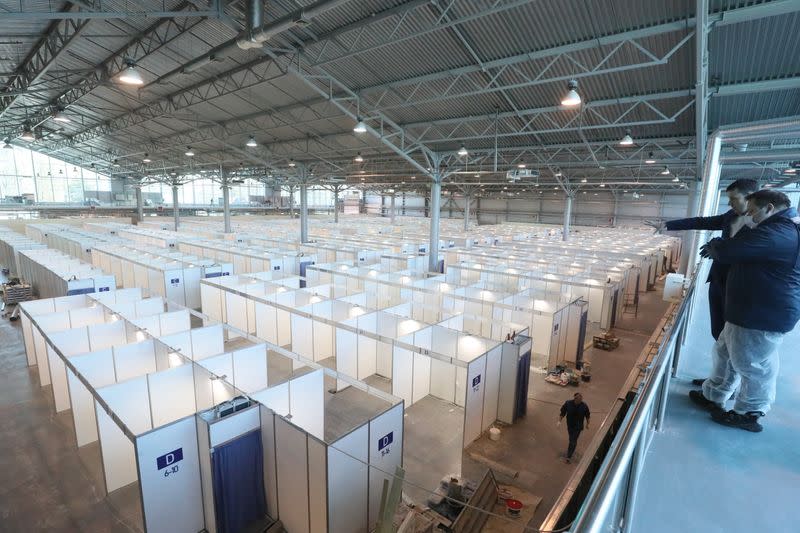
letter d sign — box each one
[157,447,184,470]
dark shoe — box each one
[689,390,722,412]
[711,410,764,433]
[691,378,706,386]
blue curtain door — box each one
[514,349,531,420]
[211,430,267,533]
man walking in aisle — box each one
[654,178,759,386]
[690,190,800,432]
[559,393,590,463]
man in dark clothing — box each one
[659,178,759,386]
[559,393,590,463]
[690,190,800,432]
[662,179,758,341]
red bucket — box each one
[506,498,523,517]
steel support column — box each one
[300,180,309,243]
[563,194,573,241]
[428,175,442,273]
[333,187,340,223]
[222,182,231,233]
[390,194,396,225]
[172,185,179,231]
[464,195,471,231]
[135,185,143,223]
[681,0,709,274]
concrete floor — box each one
[0,307,144,532]
[461,282,671,527]
[631,279,800,533]
[401,396,465,504]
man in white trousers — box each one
[689,190,800,432]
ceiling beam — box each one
[0,3,91,121]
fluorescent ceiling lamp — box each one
[580,178,587,183]
[645,152,656,164]
[619,129,633,146]
[246,135,257,147]
[561,80,581,106]
[142,154,151,163]
[353,118,367,133]
[660,166,670,175]
[185,146,195,156]
[784,167,796,174]
[554,171,562,177]
[599,182,606,187]
[517,163,526,168]
[354,152,364,162]
[20,127,35,142]
[113,159,120,167]
[118,63,144,85]
[52,109,71,123]
[288,159,296,167]
[672,176,680,182]
[458,145,468,156]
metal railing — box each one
[545,272,696,533]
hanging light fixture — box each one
[619,129,634,146]
[561,80,581,106]
[288,159,296,167]
[2,139,12,149]
[672,176,680,182]
[113,159,120,167]
[645,152,656,164]
[458,145,468,156]
[118,61,144,85]
[660,166,671,175]
[354,152,364,162]
[246,135,257,147]
[20,125,35,142]
[185,146,195,157]
[52,108,71,123]
[580,178,587,183]
[517,162,526,169]
[142,154,151,163]
[353,118,367,133]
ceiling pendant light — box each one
[118,61,144,86]
[619,129,634,146]
[561,80,581,106]
[52,109,71,123]
[353,118,367,133]
[2,139,12,149]
[142,154,151,163]
[354,152,364,162]
[458,145,468,156]
[246,135,257,147]
[660,166,670,175]
[185,146,195,157]
[672,176,680,182]
[113,159,120,167]
[517,163,526,169]
[20,126,36,142]
[645,152,656,164]
[288,159,296,167]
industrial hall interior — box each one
[1,0,799,532]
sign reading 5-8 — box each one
[157,447,183,478]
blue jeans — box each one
[703,322,783,414]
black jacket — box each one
[560,400,590,431]
[665,209,744,284]
[706,208,800,333]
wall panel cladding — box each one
[366,193,690,226]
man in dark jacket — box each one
[559,393,590,463]
[660,178,758,386]
[689,190,800,432]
